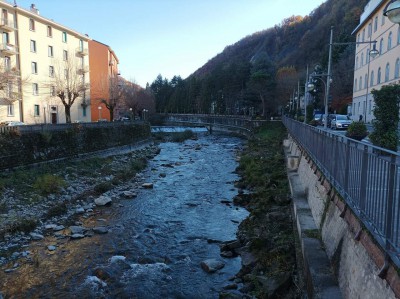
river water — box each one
[1,134,248,298]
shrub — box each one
[33,174,66,196]
[93,181,113,194]
[346,121,368,141]
[46,202,68,218]
[308,119,318,127]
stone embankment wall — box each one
[0,123,151,170]
[285,136,399,299]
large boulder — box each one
[94,195,112,206]
[200,259,225,273]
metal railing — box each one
[283,117,400,268]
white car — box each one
[330,115,352,130]
[1,121,26,126]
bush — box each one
[346,121,368,141]
[93,181,113,194]
[308,119,318,127]
[33,174,66,196]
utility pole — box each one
[304,65,309,123]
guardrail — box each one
[283,117,400,269]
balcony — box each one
[76,47,88,56]
[0,19,15,32]
[77,66,89,74]
[0,43,18,55]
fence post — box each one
[385,154,396,252]
[344,139,350,192]
[359,144,369,213]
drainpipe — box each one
[13,3,23,122]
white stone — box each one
[94,195,112,206]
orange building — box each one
[88,40,119,121]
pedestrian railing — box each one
[283,117,400,269]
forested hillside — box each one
[150,0,368,117]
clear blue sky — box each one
[17,0,325,87]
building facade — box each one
[0,1,92,124]
[88,40,119,122]
[352,0,400,123]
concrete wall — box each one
[285,135,399,299]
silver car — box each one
[330,114,352,130]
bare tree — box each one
[51,53,89,123]
[0,64,27,105]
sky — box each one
[16,0,326,87]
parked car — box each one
[314,114,324,126]
[330,114,352,130]
[0,121,26,126]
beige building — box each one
[352,0,400,123]
[0,2,91,124]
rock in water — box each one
[94,195,112,206]
[93,227,108,234]
[121,191,137,199]
[142,183,153,189]
[200,259,225,273]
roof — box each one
[352,0,386,35]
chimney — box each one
[30,4,40,15]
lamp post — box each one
[322,27,379,128]
[384,0,400,24]
[98,106,102,120]
[129,107,133,121]
[303,65,309,124]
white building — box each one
[352,0,400,123]
[0,2,91,124]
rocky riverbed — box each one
[0,125,301,298]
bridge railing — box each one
[283,117,400,269]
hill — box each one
[150,0,368,117]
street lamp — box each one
[384,0,400,24]
[324,27,379,129]
[98,106,102,120]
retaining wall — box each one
[285,136,399,299]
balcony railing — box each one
[0,18,15,31]
[0,43,18,55]
[77,66,89,74]
[76,47,88,56]
[283,116,400,269]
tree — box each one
[276,66,298,108]
[369,84,400,151]
[99,76,124,122]
[51,53,89,123]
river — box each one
[0,134,248,298]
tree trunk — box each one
[109,107,114,122]
[65,105,71,123]
[259,93,266,118]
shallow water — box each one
[0,135,248,298]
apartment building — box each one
[352,0,400,123]
[88,40,119,122]
[0,2,91,124]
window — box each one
[50,85,56,96]
[64,69,68,80]
[6,82,12,98]
[385,63,390,82]
[2,32,9,44]
[82,106,87,117]
[377,67,381,84]
[62,31,67,43]
[32,83,38,95]
[30,40,36,52]
[359,76,362,90]
[374,16,378,32]
[362,29,365,42]
[49,65,54,77]
[379,38,384,54]
[354,79,358,92]
[7,103,14,116]
[47,25,52,37]
[355,56,359,69]
[370,70,375,86]
[63,50,68,61]
[361,53,364,66]
[366,48,370,63]
[34,104,40,116]
[48,45,53,57]
[4,56,10,70]
[2,9,8,25]
[368,22,372,37]
[79,39,84,51]
[31,61,37,74]
[395,58,400,78]
[398,27,400,45]
[388,32,392,50]
[29,18,35,31]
